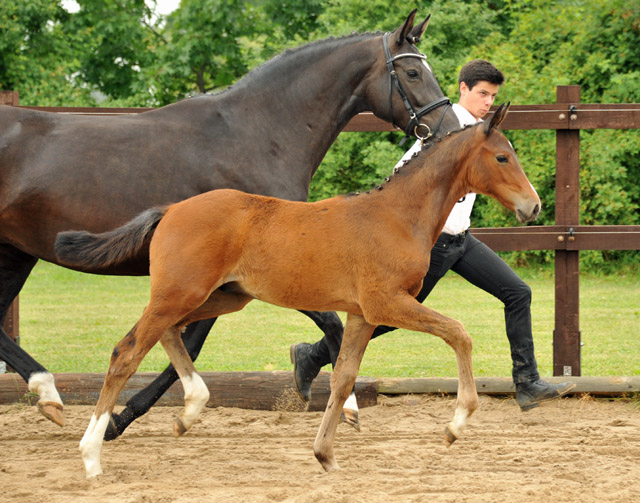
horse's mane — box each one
[198,31,384,100]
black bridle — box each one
[383,32,451,142]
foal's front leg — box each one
[314,313,374,472]
[376,298,478,445]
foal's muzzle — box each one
[517,202,541,223]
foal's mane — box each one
[346,123,477,198]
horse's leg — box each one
[105,318,215,441]
[314,313,373,472]
[373,298,478,446]
[80,313,174,478]
[0,246,65,425]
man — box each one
[290,60,574,412]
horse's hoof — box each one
[104,414,122,442]
[37,401,64,427]
[173,416,187,437]
[341,409,360,432]
[444,425,457,447]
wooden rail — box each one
[1,86,639,378]
[1,371,637,409]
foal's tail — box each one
[54,206,168,269]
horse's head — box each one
[367,10,460,140]
[468,103,541,223]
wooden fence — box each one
[1,86,639,380]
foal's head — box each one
[466,103,541,223]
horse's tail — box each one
[54,206,168,269]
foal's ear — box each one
[484,102,511,135]
[395,9,418,45]
[407,14,431,45]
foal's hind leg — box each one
[164,288,253,435]
[80,314,173,477]
[314,314,374,472]
[105,318,216,441]
[159,327,211,437]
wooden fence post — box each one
[0,91,19,106]
[0,90,20,347]
[553,86,581,376]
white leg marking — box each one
[447,406,470,439]
[344,392,359,413]
[79,412,110,478]
[28,371,63,405]
[180,373,210,431]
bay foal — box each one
[55,104,540,477]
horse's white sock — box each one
[28,371,63,405]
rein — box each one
[383,32,451,143]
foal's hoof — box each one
[443,425,458,447]
[173,416,187,437]
[37,401,64,427]
[341,409,360,432]
[314,451,340,473]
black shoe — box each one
[289,343,321,403]
[516,379,576,411]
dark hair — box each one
[458,60,504,90]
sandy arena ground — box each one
[1,393,639,503]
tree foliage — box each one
[0,0,638,269]
[0,0,92,105]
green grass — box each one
[19,261,640,378]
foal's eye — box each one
[496,154,509,164]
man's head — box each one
[458,60,504,120]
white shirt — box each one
[394,103,478,235]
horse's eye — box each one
[496,154,509,164]
[407,70,419,79]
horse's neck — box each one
[226,37,376,148]
[382,130,478,244]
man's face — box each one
[458,80,500,120]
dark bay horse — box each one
[0,11,460,434]
[54,104,541,477]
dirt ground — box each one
[1,393,639,503]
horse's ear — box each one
[407,14,431,45]
[395,9,418,45]
[484,102,511,135]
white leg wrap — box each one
[28,371,63,405]
[79,412,110,478]
[180,373,209,431]
[344,391,359,412]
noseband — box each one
[383,32,451,142]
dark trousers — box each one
[307,231,540,384]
